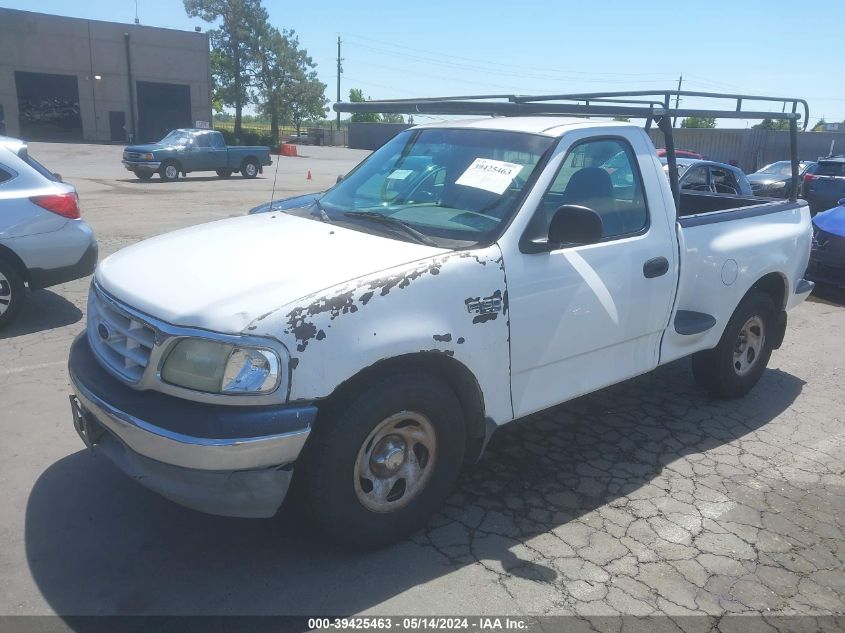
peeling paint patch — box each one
[466,289,503,324]
[359,291,374,305]
[421,348,455,357]
[316,329,326,341]
[289,357,299,370]
[457,337,465,344]
[433,333,452,342]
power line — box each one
[340,31,677,78]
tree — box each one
[613,116,631,122]
[287,75,329,135]
[680,116,716,129]
[349,88,381,123]
[753,118,790,131]
[255,26,300,142]
[382,113,405,124]
[812,118,827,132]
[184,0,268,138]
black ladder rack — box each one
[334,90,810,204]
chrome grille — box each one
[123,151,143,161]
[87,285,156,383]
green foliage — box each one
[753,118,790,131]
[382,113,406,124]
[215,126,275,147]
[680,116,716,129]
[812,118,827,132]
[349,88,381,123]
[184,0,268,136]
[612,116,631,122]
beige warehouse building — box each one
[0,7,212,143]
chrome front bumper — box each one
[68,334,317,517]
[123,160,161,172]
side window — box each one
[194,133,212,148]
[710,168,739,194]
[681,166,708,191]
[210,132,225,149]
[0,165,14,184]
[538,138,648,240]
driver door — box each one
[505,131,678,418]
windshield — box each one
[316,128,553,246]
[757,161,792,177]
[659,157,691,175]
[158,130,190,146]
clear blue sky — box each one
[4,0,844,127]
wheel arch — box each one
[749,271,788,311]
[314,351,488,463]
[0,244,30,285]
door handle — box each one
[643,256,669,278]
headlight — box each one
[770,180,787,189]
[144,153,154,160]
[161,338,281,394]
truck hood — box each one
[124,144,162,153]
[96,214,447,333]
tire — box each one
[692,290,776,399]
[0,259,26,330]
[297,372,466,548]
[159,161,180,181]
[216,169,232,178]
[135,171,153,181]
[240,158,259,179]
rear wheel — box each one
[241,158,259,179]
[692,290,776,398]
[0,259,25,330]
[297,372,466,548]
[216,169,232,178]
[135,171,153,181]
[159,161,179,181]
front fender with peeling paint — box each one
[246,245,513,425]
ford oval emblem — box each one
[97,323,110,340]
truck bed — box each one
[661,196,811,364]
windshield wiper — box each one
[310,198,331,223]
[343,211,439,247]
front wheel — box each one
[159,161,179,181]
[0,259,26,330]
[692,290,776,398]
[297,372,466,548]
[240,158,259,179]
[135,171,153,181]
[215,169,232,178]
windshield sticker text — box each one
[455,158,523,195]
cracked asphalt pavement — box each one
[1,143,843,627]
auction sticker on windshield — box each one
[456,158,523,195]
[387,169,414,180]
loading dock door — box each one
[14,71,82,140]
[137,82,191,142]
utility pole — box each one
[672,74,683,127]
[336,36,343,132]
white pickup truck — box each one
[68,92,814,548]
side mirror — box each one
[336,174,344,184]
[53,172,63,182]
[548,205,603,246]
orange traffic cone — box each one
[307,170,312,180]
